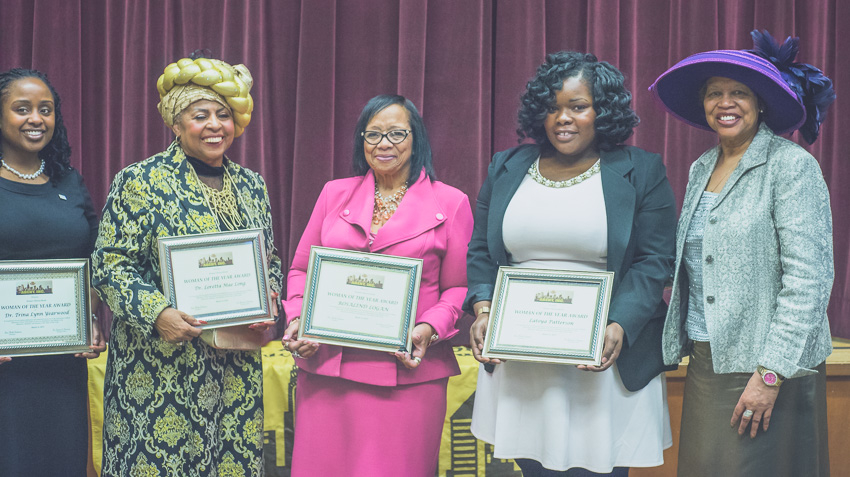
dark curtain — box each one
[2,0,848,338]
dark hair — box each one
[352,95,435,185]
[0,68,72,183]
[517,51,639,152]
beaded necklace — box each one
[0,153,46,180]
[528,158,600,188]
[190,163,245,231]
[373,183,408,226]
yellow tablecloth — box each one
[87,344,521,476]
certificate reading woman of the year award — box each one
[483,267,614,366]
[158,229,273,328]
[0,259,92,357]
[299,246,423,353]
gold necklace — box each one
[190,165,244,231]
[706,157,740,193]
[373,184,408,226]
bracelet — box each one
[476,306,490,317]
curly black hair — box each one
[352,95,435,185]
[0,68,72,183]
[517,51,639,152]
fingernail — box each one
[283,335,290,340]
[199,320,208,325]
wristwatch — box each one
[476,306,490,318]
[757,365,784,387]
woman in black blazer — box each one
[466,51,676,476]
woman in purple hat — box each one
[650,31,835,476]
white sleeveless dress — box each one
[470,166,672,472]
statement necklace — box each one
[1,158,45,180]
[190,165,245,231]
[373,183,408,226]
[528,158,600,188]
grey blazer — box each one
[662,123,833,379]
[465,144,677,391]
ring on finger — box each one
[291,350,304,359]
[743,409,754,419]
[413,356,422,365]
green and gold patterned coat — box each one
[92,142,283,477]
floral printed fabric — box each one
[93,142,282,476]
[663,123,833,379]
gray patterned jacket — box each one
[662,123,833,379]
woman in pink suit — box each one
[282,94,474,476]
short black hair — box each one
[0,68,72,183]
[517,51,639,151]
[352,95,435,185]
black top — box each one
[0,170,98,260]
[186,155,226,176]
[0,168,99,475]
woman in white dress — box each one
[466,51,676,476]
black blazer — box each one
[464,144,677,391]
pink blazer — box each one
[283,169,473,386]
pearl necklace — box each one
[373,183,408,226]
[1,158,46,180]
[528,158,600,188]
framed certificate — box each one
[0,259,92,357]
[158,229,274,328]
[298,246,422,353]
[483,267,614,366]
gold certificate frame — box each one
[158,229,273,328]
[298,246,423,353]
[0,259,92,356]
[483,267,614,366]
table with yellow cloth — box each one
[87,339,850,476]
[87,343,522,476]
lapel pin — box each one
[58,194,68,201]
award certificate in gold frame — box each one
[483,267,614,366]
[158,229,274,328]
[298,246,422,354]
[0,259,92,356]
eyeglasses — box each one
[361,129,411,145]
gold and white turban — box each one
[156,58,254,137]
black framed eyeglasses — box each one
[361,129,411,145]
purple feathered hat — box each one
[649,30,835,143]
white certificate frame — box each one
[298,246,422,353]
[158,229,273,328]
[483,267,614,366]
[0,259,92,356]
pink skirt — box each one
[291,371,449,477]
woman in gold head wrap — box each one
[92,54,282,476]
